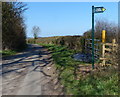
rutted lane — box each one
[1,44,64,95]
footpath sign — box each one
[91,6,106,69]
[94,7,106,13]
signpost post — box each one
[92,6,106,69]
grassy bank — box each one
[0,50,16,57]
[39,43,118,95]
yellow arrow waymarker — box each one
[102,8,106,12]
[94,7,106,13]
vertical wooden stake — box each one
[102,43,105,66]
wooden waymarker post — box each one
[102,30,106,43]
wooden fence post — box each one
[112,39,116,51]
[102,43,105,66]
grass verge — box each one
[39,43,118,95]
[0,50,16,57]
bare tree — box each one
[32,26,40,39]
[31,26,40,44]
[95,19,118,42]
